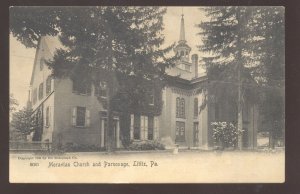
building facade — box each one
[28,15,258,150]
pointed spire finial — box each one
[181,7,184,18]
[179,8,186,43]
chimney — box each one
[192,54,199,78]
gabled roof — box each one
[29,36,63,86]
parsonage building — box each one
[27,15,259,150]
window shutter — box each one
[154,117,159,140]
[86,109,90,127]
[72,107,77,126]
[44,107,47,126]
[144,116,148,140]
[49,106,51,127]
[130,114,134,140]
[140,116,145,140]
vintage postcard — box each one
[9,6,285,183]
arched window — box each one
[181,98,185,118]
[176,97,180,118]
[180,51,184,56]
[194,98,198,117]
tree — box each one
[10,107,34,136]
[198,7,260,149]
[251,7,285,148]
[198,7,285,149]
[9,94,19,113]
[10,6,176,150]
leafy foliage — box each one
[10,7,60,48]
[198,7,285,146]
[62,142,106,152]
[9,94,19,113]
[212,122,243,148]
[10,7,176,150]
[10,107,34,135]
[128,140,165,150]
[198,7,261,107]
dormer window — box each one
[72,78,91,95]
[40,57,45,70]
[95,81,107,98]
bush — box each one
[211,122,243,149]
[128,140,165,151]
[62,142,105,152]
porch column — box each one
[154,116,159,140]
[140,116,145,140]
[144,116,148,140]
[130,114,134,140]
[100,119,105,147]
[116,119,120,148]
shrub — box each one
[62,142,105,152]
[128,140,165,151]
[211,122,243,149]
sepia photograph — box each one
[9,6,285,183]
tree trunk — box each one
[269,122,275,149]
[105,74,114,152]
[236,8,243,150]
[105,23,115,152]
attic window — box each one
[95,81,107,98]
[40,57,45,70]
[72,78,91,95]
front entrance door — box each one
[100,111,120,149]
[193,122,199,147]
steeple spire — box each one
[174,10,191,63]
[179,13,186,43]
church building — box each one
[27,14,258,150]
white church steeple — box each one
[174,13,191,62]
[179,14,186,44]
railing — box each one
[9,141,52,151]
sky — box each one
[9,6,206,110]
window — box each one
[32,88,37,105]
[180,51,184,56]
[72,79,91,95]
[76,107,86,127]
[194,98,198,117]
[185,65,190,71]
[38,82,43,100]
[133,115,141,140]
[46,76,52,95]
[45,106,50,127]
[148,116,154,140]
[40,57,45,70]
[176,97,180,118]
[95,81,107,98]
[176,121,185,142]
[180,98,185,118]
[176,97,185,118]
